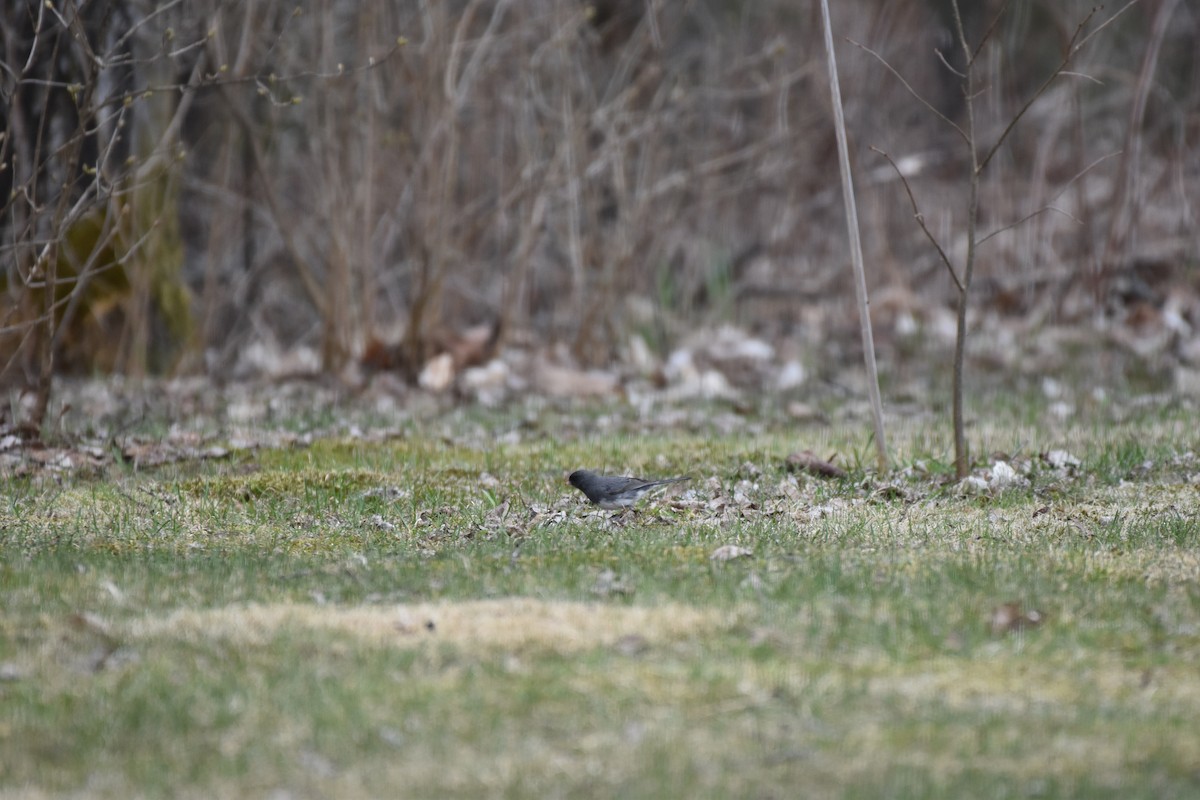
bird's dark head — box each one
[568,469,591,488]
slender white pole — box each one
[818,0,889,472]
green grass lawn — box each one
[2,398,1199,799]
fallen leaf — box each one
[1042,450,1081,470]
[959,476,990,495]
[418,353,456,392]
[534,362,620,398]
[710,544,753,562]
[786,450,847,479]
[988,601,1044,636]
[614,634,649,656]
[988,460,1021,489]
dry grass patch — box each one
[133,597,734,654]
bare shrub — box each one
[5,0,1195,413]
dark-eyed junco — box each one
[568,469,690,510]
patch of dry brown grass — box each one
[133,598,734,655]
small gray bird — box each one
[568,469,690,510]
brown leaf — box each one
[614,634,649,656]
[988,602,1044,636]
[785,450,847,479]
[438,320,502,371]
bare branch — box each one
[976,2,1138,173]
[969,0,1013,65]
[217,86,327,319]
[1051,150,1124,202]
[1058,70,1104,86]
[647,136,785,198]
[970,152,1123,251]
[645,0,663,50]
[111,0,184,53]
[849,38,969,144]
[448,0,509,108]
[871,146,963,292]
[0,223,151,340]
[1074,0,1141,53]
[978,206,1081,247]
[948,0,972,67]
[51,215,162,357]
[935,48,964,79]
[20,0,49,75]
